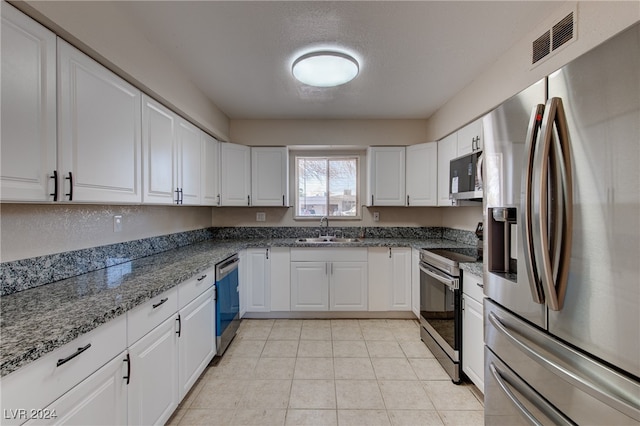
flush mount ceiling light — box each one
[292,51,359,87]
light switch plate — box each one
[256,212,266,222]
[373,212,380,222]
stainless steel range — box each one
[419,247,478,384]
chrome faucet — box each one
[319,216,329,236]
[320,216,329,229]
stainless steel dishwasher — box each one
[215,253,240,355]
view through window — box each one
[296,156,359,218]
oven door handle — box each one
[419,262,459,290]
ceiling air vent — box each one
[531,10,576,66]
[532,31,551,64]
[552,12,574,51]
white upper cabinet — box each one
[1,4,57,202]
[406,142,438,206]
[367,146,406,206]
[176,118,202,205]
[437,133,458,206]
[220,142,251,206]
[58,39,142,203]
[251,147,289,207]
[456,118,483,156]
[142,96,202,205]
[142,95,177,204]
[201,133,220,206]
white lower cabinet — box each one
[329,262,368,311]
[411,248,420,318]
[290,248,369,312]
[290,261,329,311]
[368,247,412,311]
[245,248,271,312]
[25,352,128,426]
[269,247,291,312]
[127,315,180,426]
[462,272,484,392]
[178,288,215,400]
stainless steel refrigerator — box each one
[483,22,640,425]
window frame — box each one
[294,154,361,220]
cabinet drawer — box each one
[25,351,128,425]
[179,266,215,310]
[0,315,126,426]
[290,247,367,262]
[462,272,484,302]
[127,286,178,346]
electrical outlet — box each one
[113,215,123,232]
[256,212,266,222]
[373,212,380,222]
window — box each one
[295,156,359,218]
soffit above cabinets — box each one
[118,1,561,120]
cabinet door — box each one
[330,262,368,311]
[251,147,289,206]
[245,248,271,312]
[406,142,438,206]
[367,147,406,206]
[58,39,142,203]
[176,118,202,205]
[462,295,484,392]
[1,3,56,202]
[220,142,251,206]
[178,288,215,401]
[457,118,483,156]
[201,133,220,206]
[390,248,412,310]
[411,248,420,318]
[437,133,458,206]
[270,247,291,312]
[367,248,391,311]
[128,315,179,426]
[142,95,176,204]
[25,352,128,426]
[290,262,329,311]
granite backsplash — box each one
[1,226,479,296]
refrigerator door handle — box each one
[489,312,640,420]
[549,97,573,311]
[522,104,546,304]
[489,363,573,426]
[536,98,573,311]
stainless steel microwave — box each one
[449,151,483,201]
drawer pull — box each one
[57,343,91,367]
[197,274,207,281]
[477,283,484,289]
[152,298,168,309]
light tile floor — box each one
[168,319,484,425]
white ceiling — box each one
[120,1,562,120]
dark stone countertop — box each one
[0,237,475,377]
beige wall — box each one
[212,206,443,228]
[0,204,212,262]
[14,0,230,141]
[426,1,640,140]
[230,119,429,146]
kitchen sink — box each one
[296,237,361,243]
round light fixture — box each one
[292,51,359,87]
